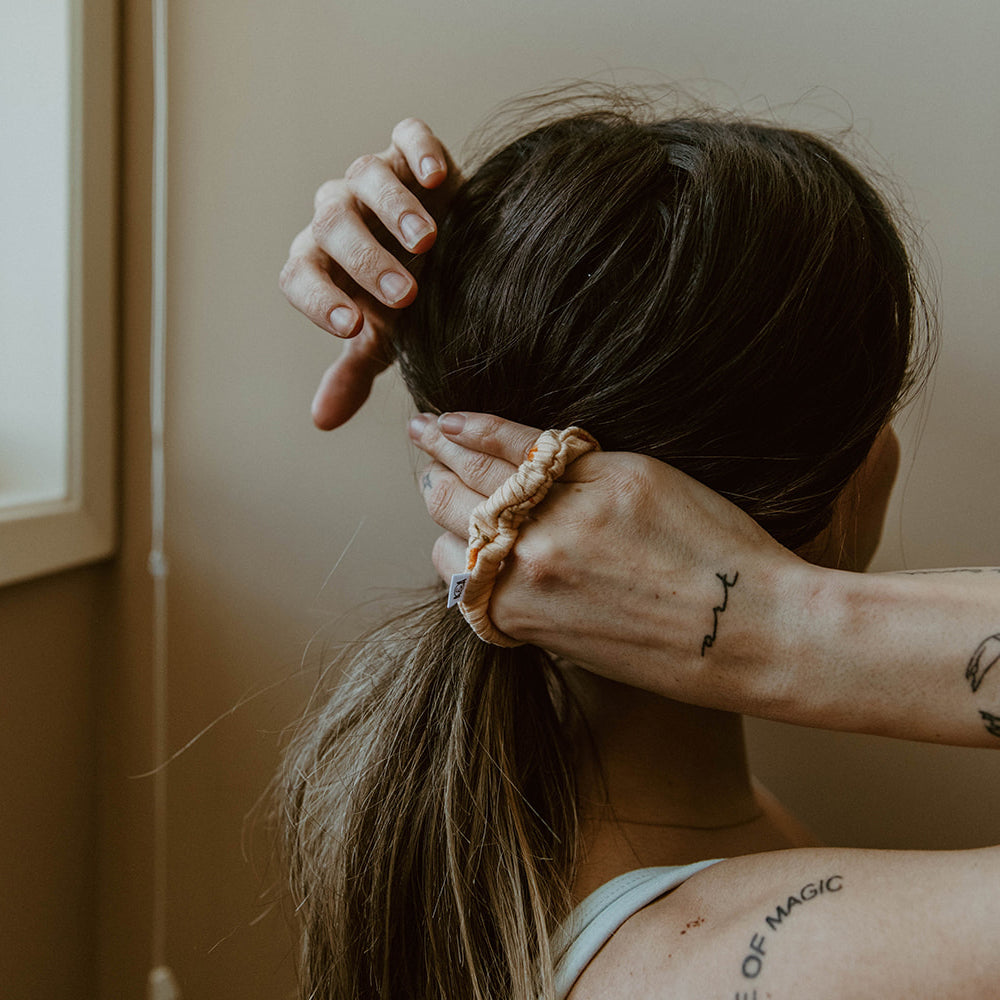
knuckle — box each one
[515,531,563,588]
[461,450,494,485]
[344,241,384,280]
[476,414,510,453]
[314,178,341,209]
[392,117,427,143]
[344,153,380,183]
[278,255,304,294]
[606,459,655,514]
[378,184,410,217]
[300,284,335,323]
[311,200,349,242]
[430,532,450,569]
[424,477,455,524]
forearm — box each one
[735,564,1000,746]
[409,413,1000,747]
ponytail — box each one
[280,593,580,999]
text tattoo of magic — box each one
[729,875,844,997]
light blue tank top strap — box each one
[551,859,725,1000]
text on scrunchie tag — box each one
[447,572,471,608]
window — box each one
[0,0,117,586]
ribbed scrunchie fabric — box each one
[458,427,600,646]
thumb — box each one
[311,328,394,430]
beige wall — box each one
[138,1,1000,993]
[4,0,1000,996]
[0,566,103,998]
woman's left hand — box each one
[408,410,801,708]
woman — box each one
[280,101,1000,999]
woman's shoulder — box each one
[566,845,1000,1000]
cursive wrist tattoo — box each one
[701,571,739,657]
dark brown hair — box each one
[281,98,932,1000]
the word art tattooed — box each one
[701,571,739,657]
[737,875,843,983]
[964,633,1000,739]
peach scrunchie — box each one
[455,426,600,646]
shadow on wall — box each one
[747,718,1000,850]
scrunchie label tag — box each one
[447,572,471,608]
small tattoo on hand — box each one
[421,471,432,492]
[701,571,739,657]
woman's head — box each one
[397,108,930,551]
[282,99,934,1000]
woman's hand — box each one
[280,119,460,429]
[411,410,1000,746]
[408,410,805,708]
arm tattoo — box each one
[899,567,1000,576]
[966,634,1000,692]
[701,571,739,657]
[964,633,1000,738]
[980,710,1000,738]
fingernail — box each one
[420,156,443,179]
[329,306,357,335]
[378,271,411,303]
[438,412,466,435]
[408,413,431,439]
[400,212,431,249]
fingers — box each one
[283,118,460,431]
[311,327,394,430]
[279,227,364,337]
[310,190,417,309]
[408,413,519,496]
[387,117,451,189]
[431,531,466,583]
[416,460,485,538]
[282,119,454,334]
[419,411,544,465]
[344,153,437,254]
[434,411,605,483]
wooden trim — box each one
[0,0,118,586]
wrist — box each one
[750,561,913,731]
[738,554,851,720]
[683,547,820,716]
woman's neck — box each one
[559,662,818,900]
[562,663,756,827]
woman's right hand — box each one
[279,118,460,429]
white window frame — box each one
[0,0,118,587]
